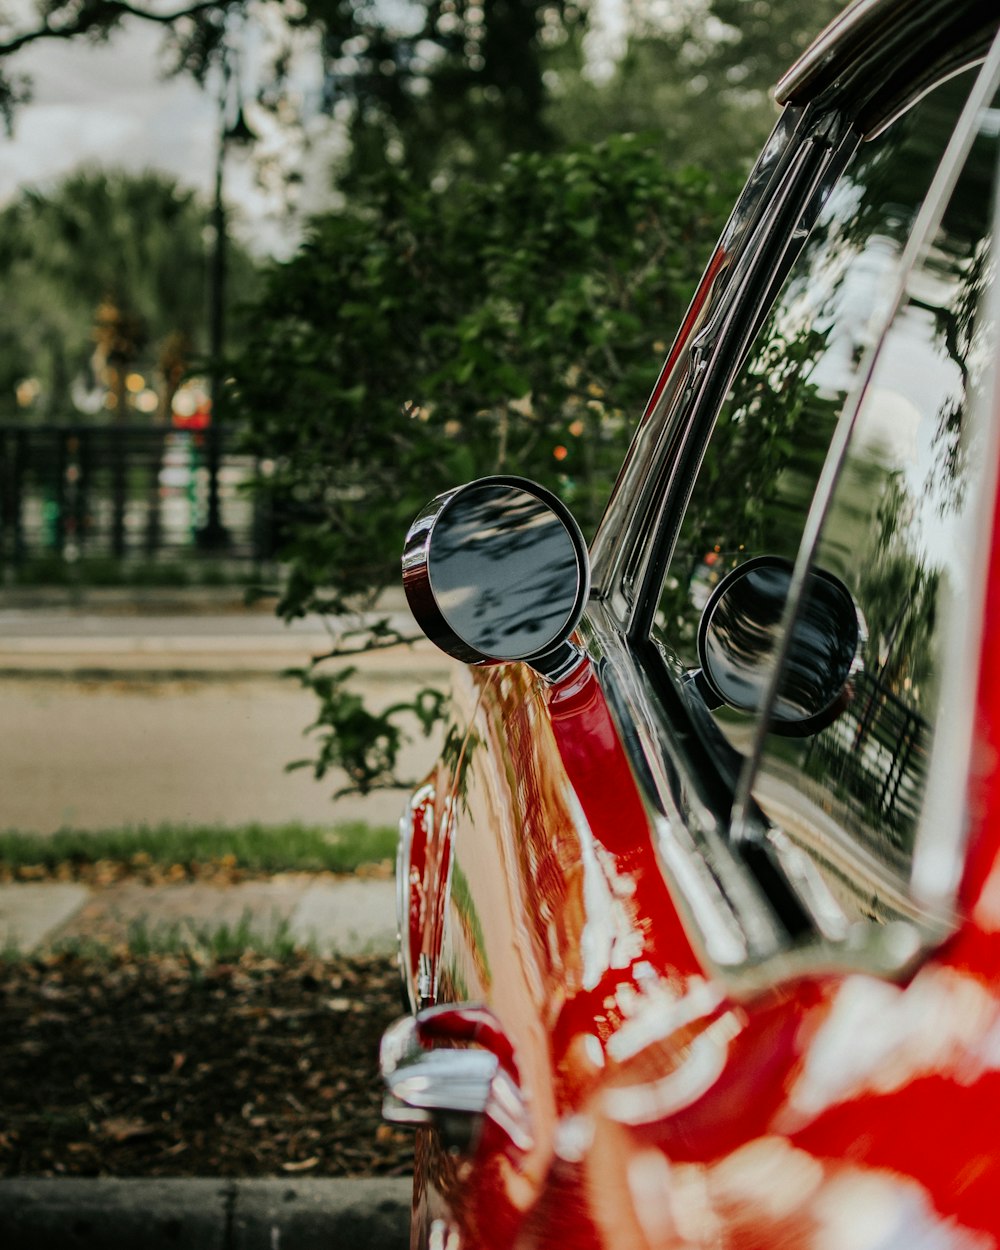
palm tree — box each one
[0,168,257,422]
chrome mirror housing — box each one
[697,555,866,736]
[402,475,590,679]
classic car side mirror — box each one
[402,476,590,680]
[696,554,865,736]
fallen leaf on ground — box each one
[281,1156,319,1173]
[99,1117,157,1143]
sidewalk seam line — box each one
[224,1177,238,1250]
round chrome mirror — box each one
[697,555,865,736]
[402,476,590,668]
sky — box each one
[0,11,339,257]
[0,0,630,257]
[0,23,213,197]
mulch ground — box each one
[0,951,414,1179]
[0,856,393,887]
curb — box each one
[0,1177,412,1250]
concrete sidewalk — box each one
[0,874,398,956]
[0,605,448,678]
[1,1177,412,1249]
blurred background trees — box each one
[0,0,842,788]
[237,140,736,621]
[549,0,842,171]
[224,0,840,609]
[0,169,258,424]
[0,0,842,431]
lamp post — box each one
[199,51,255,550]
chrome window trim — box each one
[580,607,931,998]
[906,116,1000,914]
[579,28,1000,994]
[775,0,887,105]
[732,30,1000,915]
[776,0,994,124]
[592,0,999,634]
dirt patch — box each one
[0,951,414,1179]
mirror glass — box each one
[699,558,861,731]
[428,483,582,660]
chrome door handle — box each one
[380,1004,532,1155]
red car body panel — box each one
[400,437,1000,1245]
[402,501,1000,1244]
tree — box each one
[0,168,258,421]
[0,2,848,196]
[548,0,845,173]
[233,136,738,791]
[301,0,587,187]
[0,0,586,185]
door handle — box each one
[380,1004,532,1155]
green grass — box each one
[0,820,397,876]
[0,915,307,963]
[110,913,304,961]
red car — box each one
[382,1,1000,1246]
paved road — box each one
[0,606,452,834]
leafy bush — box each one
[233,137,739,790]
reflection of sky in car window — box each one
[652,63,996,900]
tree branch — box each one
[307,634,425,665]
[0,0,230,59]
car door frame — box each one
[578,1,1000,996]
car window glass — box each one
[744,84,1000,911]
[651,69,978,761]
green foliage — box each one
[238,136,737,613]
[93,913,304,962]
[548,0,844,174]
[287,666,447,795]
[233,135,737,792]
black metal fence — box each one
[0,424,274,571]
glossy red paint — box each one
[405,529,1000,1246]
[402,784,434,993]
[954,403,1000,982]
[640,245,731,426]
[403,655,745,1246]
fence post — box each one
[76,430,91,557]
[0,429,11,571]
[53,431,67,555]
[111,430,127,558]
[145,430,164,556]
[12,429,26,564]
